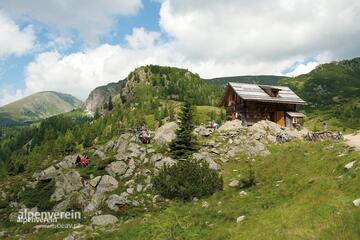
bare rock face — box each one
[153,122,178,144]
[84,81,123,112]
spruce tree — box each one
[169,102,198,160]
[108,96,113,111]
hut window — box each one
[292,117,298,124]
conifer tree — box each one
[108,96,113,111]
[169,102,198,159]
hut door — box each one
[275,111,285,126]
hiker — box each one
[140,127,150,144]
[323,122,328,133]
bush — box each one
[153,160,223,201]
[20,179,55,211]
[239,160,256,189]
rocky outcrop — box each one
[153,122,178,144]
[51,170,83,202]
[84,81,124,112]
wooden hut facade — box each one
[219,82,306,128]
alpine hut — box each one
[219,82,306,128]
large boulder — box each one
[193,152,221,171]
[51,170,83,202]
[56,155,77,169]
[154,122,178,144]
[218,120,243,132]
[105,161,128,177]
[106,193,129,211]
[96,175,119,194]
[91,214,118,226]
[33,166,58,180]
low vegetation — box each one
[153,160,223,201]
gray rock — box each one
[33,166,58,180]
[126,188,134,194]
[91,214,118,226]
[51,170,83,202]
[150,153,163,163]
[57,155,77,169]
[84,192,105,213]
[89,176,102,188]
[229,180,239,188]
[153,122,178,144]
[236,215,246,223]
[154,157,176,169]
[94,149,106,160]
[96,175,118,194]
[136,184,143,192]
[194,125,213,137]
[239,191,247,197]
[105,140,115,151]
[353,198,360,207]
[202,201,209,208]
[63,231,81,240]
[106,194,128,211]
[127,143,142,158]
[344,161,356,170]
[105,161,128,177]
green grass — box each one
[89,141,359,240]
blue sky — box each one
[0,0,359,105]
[0,0,161,104]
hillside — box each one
[279,57,360,131]
[0,92,83,125]
[206,75,286,87]
[0,64,359,240]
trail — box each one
[344,132,360,151]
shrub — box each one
[153,159,223,201]
[20,179,55,211]
[239,160,256,189]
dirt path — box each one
[344,132,360,151]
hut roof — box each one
[227,82,306,105]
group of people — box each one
[136,125,151,144]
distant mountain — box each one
[118,65,222,106]
[0,91,83,125]
[84,80,126,112]
[206,75,287,87]
[279,57,360,129]
[84,65,224,112]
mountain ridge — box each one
[0,91,83,125]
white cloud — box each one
[0,88,26,106]
[0,12,35,57]
[0,0,143,44]
[2,0,360,105]
[125,27,160,49]
[285,61,319,77]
